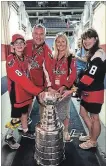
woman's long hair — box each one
[52,32,71,59]
[81,28,100,61]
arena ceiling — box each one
[24,1,85,36]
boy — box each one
[5,34,44,149]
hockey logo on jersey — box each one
[8,59,15,67]
[53,69,66,75]
[29,60,40,70]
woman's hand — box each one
[61,90,73,99]
[57,86,66,95]
[71,86,78,92]
[48,87,62,99]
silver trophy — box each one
[34,92,65,166]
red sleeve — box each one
[80,75,94,85]
[66,58,77,88]
[6,55,44,96]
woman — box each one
[77,28,106,149]
[50,32,76,141]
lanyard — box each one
[54,56,66,74]
[32,43,44,60]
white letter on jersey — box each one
[15,70,22,76]
[89,65,97,75]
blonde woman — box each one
[50,32,76,141]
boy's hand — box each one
[38,91,45,104]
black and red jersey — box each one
[79,49,106,104]
[25,40,52,88]
[6,53,44,108]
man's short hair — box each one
[32,24,46,35]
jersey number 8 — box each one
[89,65,97,75]
[15,70,22,76]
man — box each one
[23,24,54,123]
[17,24,55,132]
[26,24,53,89]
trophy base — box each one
[35,123,65,166]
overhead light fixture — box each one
[61,1,67,7]
[38,1,44,7]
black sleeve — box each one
[80,57,103,86]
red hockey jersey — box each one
[25,40,52,88]
[6,53,44,108]
[50,55,76,90]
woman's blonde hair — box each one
[52,32,71,59]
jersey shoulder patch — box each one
[91,49,106,62]
[7,54,15,67]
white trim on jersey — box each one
[91,49,106,62]
[43,61,52,87]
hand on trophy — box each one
[57,86,66,95]
[48,87,57,94]
[38,91,62,105]
[38,91,45,104]
[61,86,78,100]
[61,90,74,100]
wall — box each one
[92,3,106,126]
[92,3,106,52]
[1,1,32,61]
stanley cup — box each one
[34,92,65,166]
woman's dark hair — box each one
[81,28,100,60]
